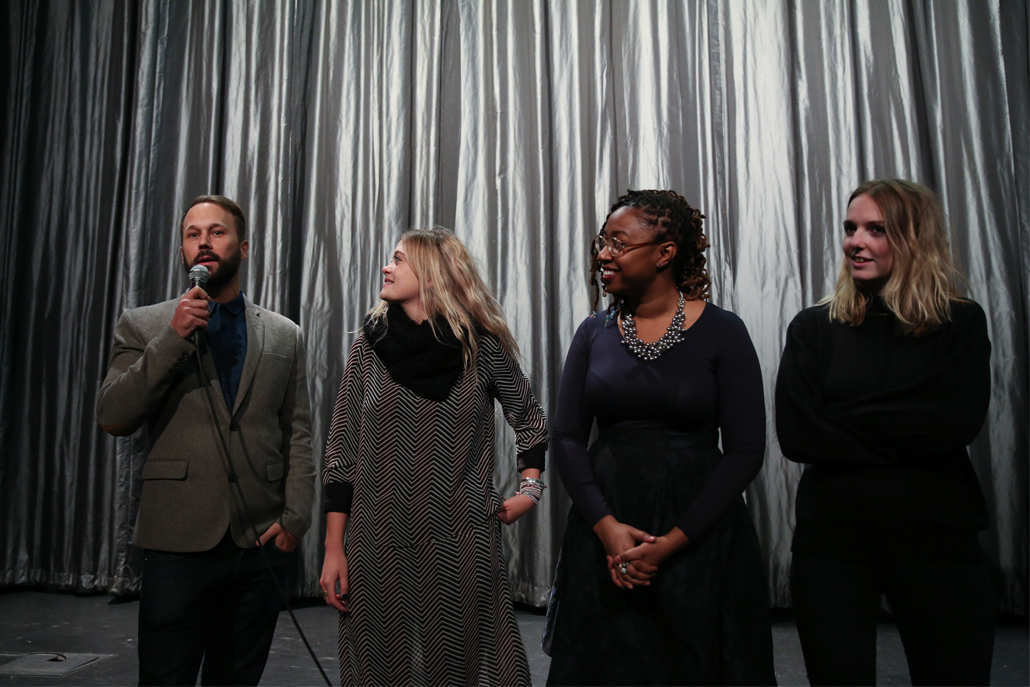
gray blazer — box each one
[97,297,315,552]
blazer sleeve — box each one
[322,333,366,513]
[96,308,196,436]
[277,326,315,539]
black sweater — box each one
[775,299,991,564]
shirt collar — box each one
[211,292,247,316]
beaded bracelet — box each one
[517,477,546,505]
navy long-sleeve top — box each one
[552,304,767,541]
[775,299,991,563]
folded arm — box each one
[775,314,898,466]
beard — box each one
[183,248,243,292]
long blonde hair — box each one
[367,228,519,367]
[824,179,967,336]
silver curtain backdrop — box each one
[1,0,1027,614]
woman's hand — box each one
[612,527,690,587]
[321,511,349,612]
[592,515,656,589]
[608,555,659,587]
[320,546,349,612]
[498,494,535,525]
[499,467,542,525]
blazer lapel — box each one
[198,335,232,423]
[233,302,264,417]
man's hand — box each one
[257,522,298,552]
[170,286,211,339]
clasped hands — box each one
[593,515,688,590]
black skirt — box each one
[544,426,776,686]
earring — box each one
[602,285,608,297]
[657,262,665,268]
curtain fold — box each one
[1,0,1026,614]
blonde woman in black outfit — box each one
[776,179,994,686]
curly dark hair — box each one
[590,189,711,311]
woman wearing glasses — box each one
[544,190,775,685]
[320,228,548,686]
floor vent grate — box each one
[0,652,113,677]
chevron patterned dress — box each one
[324,332,548,686]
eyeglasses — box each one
[593,234,661,257]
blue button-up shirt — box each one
[207,293,248,411]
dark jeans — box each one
[138,530,292,686]
[790,554,995,686]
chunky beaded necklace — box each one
[620,292,687,361]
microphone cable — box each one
[193,330,333,687]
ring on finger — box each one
[619,563,628,575]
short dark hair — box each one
[180,195,247,242]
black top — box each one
[775,299,991,563]
[552,303,767,541]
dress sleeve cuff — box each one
[516,443,546,472]
[676,517,699,544]
[587,506,614,529]
[322,481,353,514]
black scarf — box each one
[363,305,466,402]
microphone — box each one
[189,264,210,291]
[188,264,210,346]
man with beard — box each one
[97,195,314,686]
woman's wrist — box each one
[516,474,546,505]
[324,512,348,552]
[592,514,617,536]
[658,527,690,557]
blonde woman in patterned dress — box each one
[319,228,548,686]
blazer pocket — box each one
[266,461,284,481]
[142,461,188,480]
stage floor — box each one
[0,590,1025,685]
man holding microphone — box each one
[97,195,314,686]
